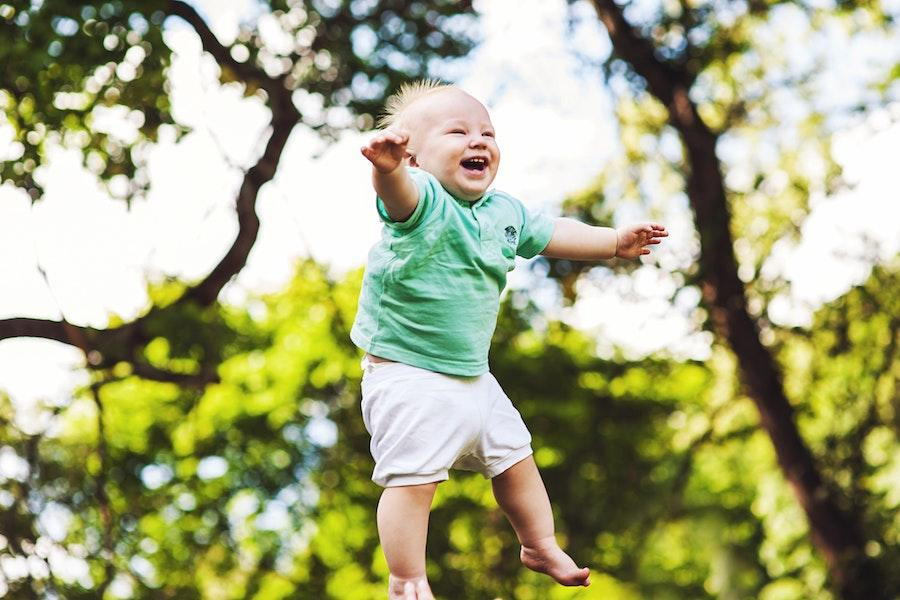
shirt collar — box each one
[451,188,492,209]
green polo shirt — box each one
[350,167,555,376]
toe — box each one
[403,581,416,599]
[416,580,434,599]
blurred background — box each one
[0,0,898,598]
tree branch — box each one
[167,1,270,90]
[130,362,220,387]
[170,0,300,307]
[0,317,74,345]
[87,382,116,597]
[0,3,299,372]
[589,0,694,108]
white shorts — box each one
[360,357,533,487]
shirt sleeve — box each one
[375,168,440,232]
[516,204,555,258]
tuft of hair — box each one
[377,79,454,128]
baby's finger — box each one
[389,128,410,142]
[366,133,397,150]
[381,130,409,146]
[369,135,392,149]
[362,139,383,156]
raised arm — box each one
[360,130,419,222]
[541,217,668,260]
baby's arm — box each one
[360,130,418,222]
[541,218,668,260]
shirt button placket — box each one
[476,209,487,241]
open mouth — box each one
[461,157,488,173]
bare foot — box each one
[520,537,591,587]
[388,575,434,600]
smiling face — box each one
[400,89,499,202]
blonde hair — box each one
[377,78,455,128]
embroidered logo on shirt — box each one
[504,226,518,245]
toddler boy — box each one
[352,80,667,599]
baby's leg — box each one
[491,456,591,587]
[378,483,438,599]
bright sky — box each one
[0,0,898,409]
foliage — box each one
[775,263,900,593]
[559,0,900,595]
[1,0,481,596]
[1,261,361,598]
[0,0,475,201]
[1,0,898,598]
[562,0,900,294]
[1,258,898,599]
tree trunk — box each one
[588,1,883,596]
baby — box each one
[352,80,667,599]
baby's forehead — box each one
[405,90,493,127]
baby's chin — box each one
[444,175,496,202]
[447,183,491,202]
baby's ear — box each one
[407,153,419,167]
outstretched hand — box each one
[615,223,668,259]
[361,130,410,173]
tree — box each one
[307,265,900,598]
[0,261,369,598]
[557,0,899,596]
[0,1,476,596]
[0,0,474,375]
[3,1,897,598]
